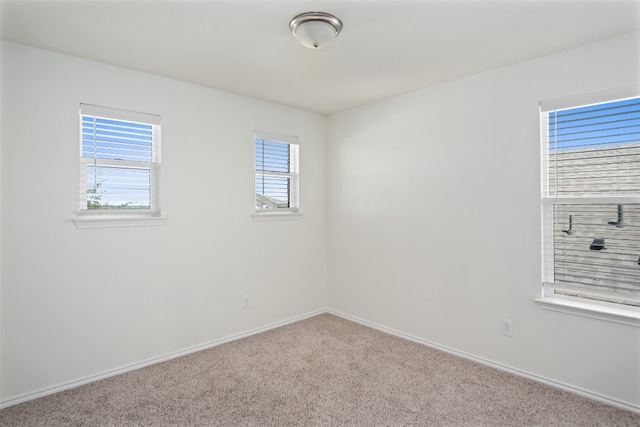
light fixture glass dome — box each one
[289,12,343,49]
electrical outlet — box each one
[501,319,513,337]
[242,295,250,309]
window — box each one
[539,86,640,323]
[79,104,161,215]
[254,132,299,212]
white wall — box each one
[327,32,640,409]
[2,32,640,410]
[0,41,327,402]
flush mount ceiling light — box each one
[289,12,343,49]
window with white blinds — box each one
[79,104,161,214]
[255,132,299,211]
[541,87,640,309]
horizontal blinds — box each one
[82,116,154,163]
[543,94,640,298]
[540,84,640,113]
[80,103,161,125]
[255,136,298,210]
[256,139,291,174]
[80,104,159,211]
[255,131,298,146]
[546,98,640,197]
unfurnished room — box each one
[0,0,639,425]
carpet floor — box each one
[1,313,638,426]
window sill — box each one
[252,211,303,222]
[73,215,167,229]
[535,297,640,327]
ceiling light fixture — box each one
[289,12,343,49]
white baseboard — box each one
[0,309,326,410]
[4,307,638,415]
[327,309,640,414]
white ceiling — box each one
[1,0,639,114]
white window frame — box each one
[252,131,302,221]
[536,85,640,326]
[73,104,165,228]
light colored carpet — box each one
[1,313,638,426]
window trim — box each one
[534,295,640,327]
[251,211,304,222]
[73,215,167,229]
[538,84,640,324]
[253,131,301,220]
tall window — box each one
[80,104,161,214]
[540,88,640,312]
[255,132,299,211]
